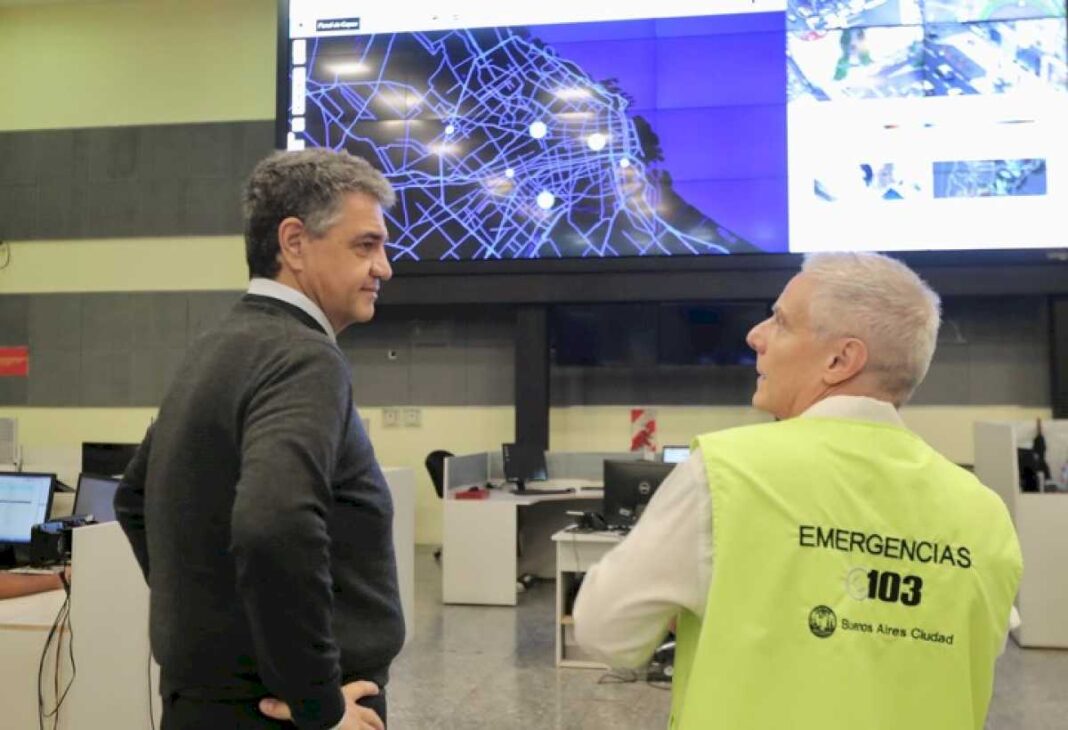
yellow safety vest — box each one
[670,417,1022,730]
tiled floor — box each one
[389,549,1068,729]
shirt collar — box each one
[800,395,906,428]
[247,278,336,343]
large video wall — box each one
[281,0,1067,260]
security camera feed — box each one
[283,1,1068,258]
[924,19,1067,96]
[923,0,1066,23]
[933,158,1048,197]
[787,26,927,101]
[788,0,923,32]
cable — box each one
[37,569,76,729]
[597,668,639,684]
[37,595,67,730]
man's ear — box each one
[277,217,306,273]
[824,337,868,386]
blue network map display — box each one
[295,13,787,260]
[285,2,1068,260]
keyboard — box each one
[512,487,575,496]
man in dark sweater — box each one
[115,149,404,730]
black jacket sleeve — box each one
[115,423,154,581]
[229,342,350,730]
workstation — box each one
[2,0,1068,728]
[440,447,676,605]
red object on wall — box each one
[630,408,658,452]
[0,347,29,377]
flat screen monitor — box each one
[603,460,674,526]
[662,446,691,464]
[0,472,56,545]
[81,442,139,478]
[502,443,548,485]
[74,473,121,523]
[280,1,1068,260]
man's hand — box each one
[259,680,384,730]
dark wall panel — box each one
[0,122,273,241]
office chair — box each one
[424,449,453,561]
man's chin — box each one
[751,392,772,416]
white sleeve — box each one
[572,449,714,668]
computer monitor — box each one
[502,443,547,487]
[1017,448,1041,492]
[81,442,139,478]
[602,460,673,527]
[74,473,121,523]
[0,472,57,566]
[662,446,690,464]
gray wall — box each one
[0,122,272,240]
[0,292,1049,408]
[0,292,516,407]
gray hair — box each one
[242,149,395,278]
[801,252,941,406]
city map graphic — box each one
[301,28,764,260]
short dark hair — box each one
[242,149,395,279]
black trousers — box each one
[161,692,387,730]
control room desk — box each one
[443,484,603,606]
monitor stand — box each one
[0,544,16,570]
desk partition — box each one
[443,452,489,492]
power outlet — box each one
[402,407,421,428]
[382,408,400,428]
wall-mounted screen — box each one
[280,0,1067,260]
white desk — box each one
[552,528,623,668]
[0,524,161,730]
[382,467,416,646]
[443,483,603,605]
[441,451,639,606]
[0,588,69,730]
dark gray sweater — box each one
[115,294,404,729]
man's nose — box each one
[373,248,393,281]
[746,320,766,352]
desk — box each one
[0,589,69,729]
[443,485,602,605]
[441,451,638,606]
[0,524,160,730]
[382,467,416,646]
[551,528,623,668]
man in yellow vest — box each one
[574,252,1022,730]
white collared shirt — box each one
[248,278,337,343]
[573,395,1019,668]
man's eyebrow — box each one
[354,230,386,242]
